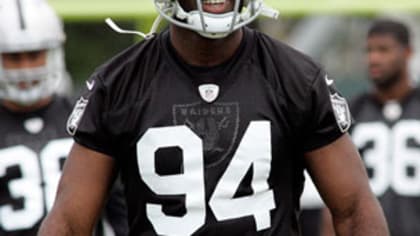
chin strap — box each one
[105,15,163,40]
[261,4,279,19]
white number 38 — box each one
[0,139,72,231]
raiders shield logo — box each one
[330,93,351,133]
[67,97,89,136]
[24,117,44,134]
[198,84,220,103]
[173,102,239,166]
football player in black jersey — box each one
[0,0,127,235]
[40,0,388,235]
[331,19,419,236]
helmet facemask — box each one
[154,0,278,39]
[0,47,65,106]
[105,0,277,40]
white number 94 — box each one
[137,121,276,236]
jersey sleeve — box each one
[300,70,352,152]
[66,75,118,157]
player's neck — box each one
[374,72,413,103]
[1,96,53,113]
[169,25,243,67]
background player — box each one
[0,0,127,235]
[322,19,420,236]
[350,19,420,236]
[39,0,388,235]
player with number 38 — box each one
[0,0,127,235]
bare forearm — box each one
[332,198,389,236]
[38,215,72,236]
[320,208,335,236]
[38,211,92,236]
[38,144,116,236]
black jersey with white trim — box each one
[70,27,347,236]
[0,96,72,236]
[349,88,420,236]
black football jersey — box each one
[350,88,420,236]
[69,27,349,236]
[0,96,73,236]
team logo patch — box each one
[24,117,44,134]
[382,100,402,121]
[67,97,89,136]
[198,84,220,103]
[330,93,351,133]
[173,102,239,166]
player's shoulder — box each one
[0,102,8,114]
[30,96,74,127]
[91,32,163,88]
[49,95,73,112]
[348,91,372,117]
[249,29,325,110]
[83,32,166,110]
[413,86,420,98]
[406,86,420,108]
[349,91,371,107]
[252,29,322,85]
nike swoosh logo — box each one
[325,75,334,86]
[86,80,95,90]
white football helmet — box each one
[154,0,279,39]
[0,0,67,105]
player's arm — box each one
[304,133,389,236]
[320,206,336,236]
[38,142,117,236]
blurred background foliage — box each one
[49,0,420,98]
[64,21,135,84]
